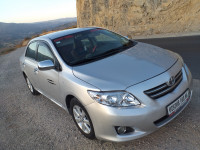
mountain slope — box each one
[0,17,77,49]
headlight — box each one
[88,91,141,107]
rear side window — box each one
[37,43,54,63]
[25,42,37,59]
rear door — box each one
[24,41,39,89]
[36,41,62,103]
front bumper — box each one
[85,62,193,142]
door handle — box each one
[34,68,39,74]
[22,62,26,67]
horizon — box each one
[0,0,77,23]
[0,17,77,24]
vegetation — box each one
[0,47,16,55]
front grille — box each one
[144,70,183,99]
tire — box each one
[25,76,40,95]
[70,98,95,139]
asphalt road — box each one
[137,35,200,79]
[0,40,200,150]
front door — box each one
[36,42,62,105]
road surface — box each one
[0,36,200,150]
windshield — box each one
[52,28,136,66]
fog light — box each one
[117,126,126,135]
[115,126,135,135]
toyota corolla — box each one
[19,27,193,142]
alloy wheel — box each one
[73,105,91,134]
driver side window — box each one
[37,43,54,63]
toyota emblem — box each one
[167,76,175,86]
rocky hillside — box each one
[77,0,200,37]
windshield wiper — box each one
[71,49,121,66]
[91,47,123,59]
[87,42,135,60]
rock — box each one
[134,0,145,7]
[77,0,200,36]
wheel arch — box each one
[65,94,88,115]
[65,95,75,114]
[22,71,26,78]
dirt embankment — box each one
[77,0,200,37]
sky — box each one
[0,0,77,23]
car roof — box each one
[34,27,98,41]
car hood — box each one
[72,42,178,90]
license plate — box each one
[167,90,190,116]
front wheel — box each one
[70,98,95,139]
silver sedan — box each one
[19,27,192,142]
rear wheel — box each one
[70,98,95,139]
[25,77,40,95]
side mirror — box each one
[38,60,55,71]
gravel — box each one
[0,47,199,150]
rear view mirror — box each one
[38,60,55,71]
